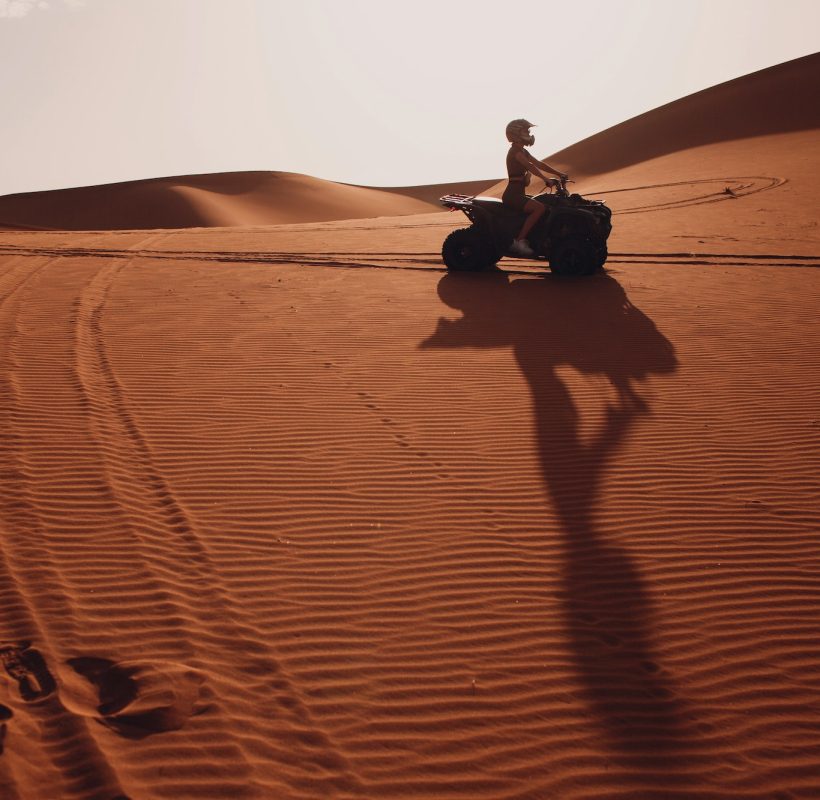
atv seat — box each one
[471,196,524,218]
[471,196,503,207]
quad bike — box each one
[439,177,612,276]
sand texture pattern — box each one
[0,55,819,799]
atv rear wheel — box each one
[550,235,600,277]
[442,227,498,272]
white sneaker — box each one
[510,239,535,257]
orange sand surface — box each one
[0,57,819,799]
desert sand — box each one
[0,54,818,800]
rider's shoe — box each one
[510,238,535,257]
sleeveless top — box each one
[506,145,528,181]
[502,146,530,211]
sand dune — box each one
[0,172,493,232]
[546,50,820,177]
[479,51,820,201]
[372,179,496,205]
[1,54,816,233]
[0,55,819,799]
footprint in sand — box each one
[58,657,205,740]
[1,642,57,757]
[0,641,57,702]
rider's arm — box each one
[514,151,553,184]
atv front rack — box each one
[440,193,476,210]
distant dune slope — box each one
[553,51,820,175]
[0,172,492,232]
[0,172,437,231]
[1,53,817,230]
[482,51,820,197]
[373,179,496,205]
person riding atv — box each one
[439,141,612,277]
[503,119,568,257]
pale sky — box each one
[1,0,818,195]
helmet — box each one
[506,118,535,146]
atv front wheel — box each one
[442,227,498,272]
[550,235,600,277]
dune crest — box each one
[553,51,820,175]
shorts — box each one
[502,183,530,212]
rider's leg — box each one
[517,199,545,242]
[510,199,546,255]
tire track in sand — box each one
[71,249,361,798]
[3,236,818,275]
[585,175,786,214]
[0,238,129,800]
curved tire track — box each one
[585,175,787,214]
[71,249,361,798]
[0,238,129,800]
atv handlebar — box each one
[538,175,572,198]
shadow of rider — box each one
[421,271,692,774]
